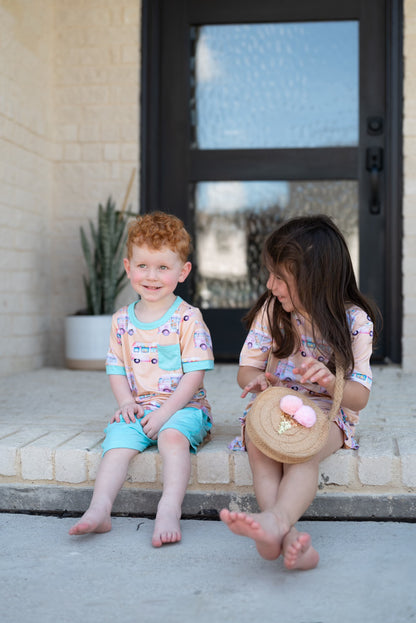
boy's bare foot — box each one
[152,501,182,547]
[282,528,319,570]
[68,509,112,535]
[219,508,289,560]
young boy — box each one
[69,212,214,547]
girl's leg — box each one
[281,529,320,570]
[248,440,283,510]
[280,423,344,569]
[152,428,191,547]
[220,440,285,560]
[221,423,344,565]
[69,447,138,535]
[265,424,344,525]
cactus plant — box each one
[80,196,131,315]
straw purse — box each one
[245,361,345,464]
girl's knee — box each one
[247,437,278,464]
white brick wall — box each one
[0,0,54,375]
[0,0,140,374]
[49,0,141,365]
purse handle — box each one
[266,352,345,422]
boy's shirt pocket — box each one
[158,343,182,371]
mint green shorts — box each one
[102,407,212,455]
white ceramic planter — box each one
[65,315,113,370]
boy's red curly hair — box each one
[126,211,192,263]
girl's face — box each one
[266,264,305,315]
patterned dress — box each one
[231,303,373,450]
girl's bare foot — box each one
[68,508,112,535]
[152,501,182,547]
[282,528,319,570]
[219,508,289,560]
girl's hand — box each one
[111,401,144,424]
[293,357,335,393]
[241,372,278,399]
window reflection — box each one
[191,22,359,149]
[193,181,358,309]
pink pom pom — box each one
[280,395,303,415]
[292,405,317,428]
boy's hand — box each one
[140,409,170,440]
[293,357,335,394]
[111,401,144,424]
[241,372,278,399]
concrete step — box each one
[0,365,415,519]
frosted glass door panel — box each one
[191,22,358,149]
[193,181,358,309]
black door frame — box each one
[140,0,403,363]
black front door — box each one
[141,0,402,362]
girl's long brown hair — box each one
[244,215,380,373]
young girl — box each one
[220,215,379,570]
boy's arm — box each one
[109,374,144,423]
[140,370,205,440]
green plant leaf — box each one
[80,195,131,314]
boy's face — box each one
[124,244,191,304]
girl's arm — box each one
[140,370,205,439]
[293,358,370,412]
[109,374,145,423]
[337,379,370,412]
[238,365,276,398]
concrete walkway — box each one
[1,513,415,623]
[0,364,415,519]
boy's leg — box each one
[69,447,138,535]
[152,428,191,547]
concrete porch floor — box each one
[0,364,415,519]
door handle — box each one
[366,147,383,215]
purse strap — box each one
[328,360,345,421]
[266,352,345,422]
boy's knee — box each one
[158,428,189,448]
